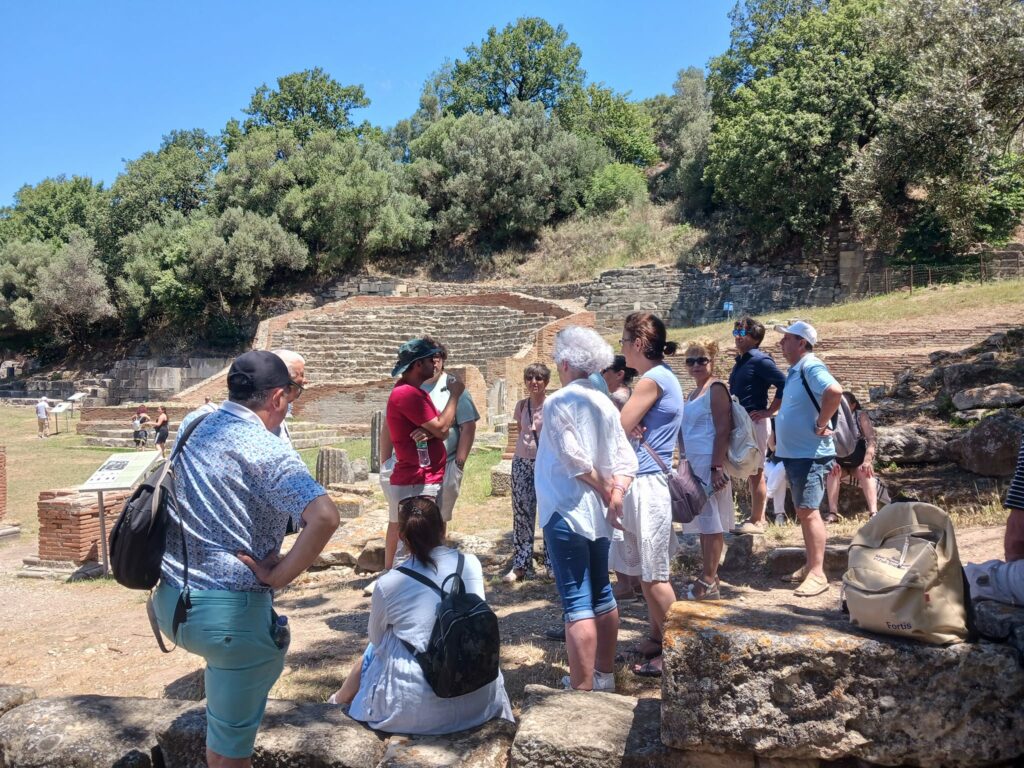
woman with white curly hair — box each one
[536,326,638,691]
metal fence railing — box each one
[854,253,1024,297]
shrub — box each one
[585,163,648,214]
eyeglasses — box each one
[619,337,632,346]
[685,357,711,366]
[732,328,748,337]
[287,380,305,398]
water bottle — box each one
[416,439,430,468]
[271,615,290,650]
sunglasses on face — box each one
[685,357,711,366]
[287,380,304,398]
[525,375,547,382]
[732,328,748,337]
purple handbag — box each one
[641,441,707,524]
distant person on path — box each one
[728,316,786,534]
[131,413,145,449]
[964,434,1024,606]
[329,496,513,733]
[774,321,842,598]
[272,350,306,448]
[678,337,734,605]
[420,336,479,525]
[504,362,550,583]
[135,405,151,448]
[382,339,464,573]
[616,313,684,676]
[35,397,50,438]
[153,406,170,457]
[537,326,637,691]
[825,392,878,521]
[153,350,340,768]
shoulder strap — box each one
[641,439,672,474]
[799,366,821,413]
[526,400,540,445]
[396,565,445,596]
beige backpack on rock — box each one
[842,501,969,645]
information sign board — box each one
[81,451,161,492]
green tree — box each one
[240,68,370,141]
[845,0,1024,257]
[705,0,899,244]
[0,176,109,246]
[447,18,585,115]
[0,239,53,332]
[557,84,659,167]
[585,163,649,213]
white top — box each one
[681,382,721,457]
[35,401,50,418]
[348,547,513,735]
[535,379,638,541]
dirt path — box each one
[0,526,1004,709]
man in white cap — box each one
[35,396,51,438]
[774,321,843,597]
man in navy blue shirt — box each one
[728,317,786,533]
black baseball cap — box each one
[227,351,292,396]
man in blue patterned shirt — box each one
[153,350,339,768]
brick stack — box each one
[0,446,6,522]
[36,488,131,564]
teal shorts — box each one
[154,582,285,759]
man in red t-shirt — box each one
[383,338,464,570]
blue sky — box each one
[0,1,735,206]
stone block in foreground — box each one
[380,717,515,767]
[157,699,386,767]
[661,600,1024,767]
[0,684,35,718]
[0,695,194,768]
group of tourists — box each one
[147,312,979,768]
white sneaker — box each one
[561,670,616,692]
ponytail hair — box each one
[398,496,445,570]
[624,312,677,360]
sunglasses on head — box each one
[732,328,748,337]
[685,356,711,366]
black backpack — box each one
[108,413,209,590]
[396,553,501,698]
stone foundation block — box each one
[357,537,387,573]
[661,600,1024,766]
[0,695,194,768]
[157,699,385,767]
[380,718,515,767]
[721,533,773,570]
[767,545,848,576]
[974,599,1024,655]
[312,510,388,568]
[0,685,35,718]
[490,460,512,497]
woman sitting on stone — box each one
[330,496,513,734]
[537,326,637,691]
[824,392,877,521]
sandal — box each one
[794,573,829,597]
[823,512,839,524]
[781,565,808,584]
[632,658,663,678]
[626,636,662,659]
[685,576,720,600]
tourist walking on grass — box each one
[825,392,878,521]
[153,406,170,457]
[504,362,550,583]
[35,396,50,438]
[330,496,513,733]
[154,350,340,768]
[728,316,786,533]
[774,321,842,598]
[616,313,683,677]
[679,337,734,604]
[537,326,637,691]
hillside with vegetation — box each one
[1,0,1022,354]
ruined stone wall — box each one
[107,357,233,403]
[36,488,131,564]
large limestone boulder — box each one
[379,718,515,768]
[490,459,513,497]
[156,699,386,767]
[661,600,1024,766]
[313,509,388,567]
[0,685,35,718]
[974,599,1024,656]
[0,695,194,768]
[948,410,1024,477]
[953,383,1024,411]
[874,424,957,464]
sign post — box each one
[80,451,161,576]
[67,392,87,418]
[50,403,71,435]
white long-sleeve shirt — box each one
[535,378,638,541]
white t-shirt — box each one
[35,401,49,419]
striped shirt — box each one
[1006,435,1024,511]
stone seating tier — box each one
[76,420,346,450]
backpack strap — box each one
[395,565,445,596]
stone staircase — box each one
[274,305,556,385]
[77,419,346,450]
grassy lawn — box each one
[297,438,371,476]
[0,406,135,538]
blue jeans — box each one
[781,457,835,511]
[543,514,616,623]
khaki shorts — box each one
[752,417,771,470]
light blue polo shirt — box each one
[422,376,480,463]
[774,354,839,460]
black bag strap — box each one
[525,399,540,445]
[799,365,838,429]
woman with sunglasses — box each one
[618,312,684,677]
[504,362,551,582]
[680,337,735,601]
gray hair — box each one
[272,349,305,379]
[229,388,273,410]
[553,326,614,376]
